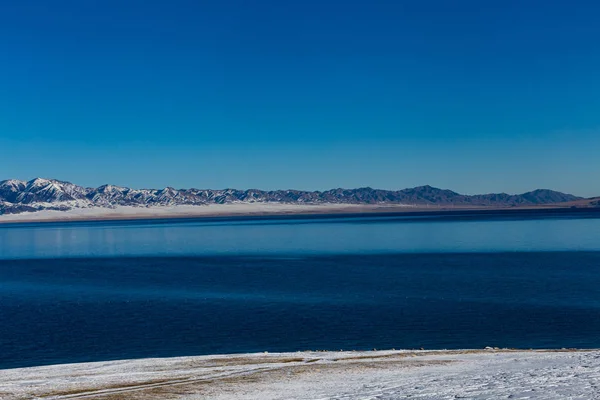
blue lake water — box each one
[1,210,600,369]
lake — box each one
[1,210,600,369]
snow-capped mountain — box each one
[0,178,585,215]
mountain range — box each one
[0,178,588,215]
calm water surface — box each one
[1,211,600,369]
[1,211,600,258]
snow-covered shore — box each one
[2,349,599,399]
[0,203,411,223]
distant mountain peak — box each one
[413,184,436,190]
[0,177,585,215]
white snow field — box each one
[1,349,599,399]
[0,203,391,223]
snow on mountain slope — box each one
[0,178,584,215]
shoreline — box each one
[2,348,599,399]
[0,202,597,225]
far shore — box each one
[2,348,599,399]
[0,202,596,225]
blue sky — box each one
[1,1,599,196]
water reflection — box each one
[0,215,599,259]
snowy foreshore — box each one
[0,203,406,223]
[2,349,599,399]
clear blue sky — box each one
[1,1,599,196]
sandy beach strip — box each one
[2,349,599,399]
